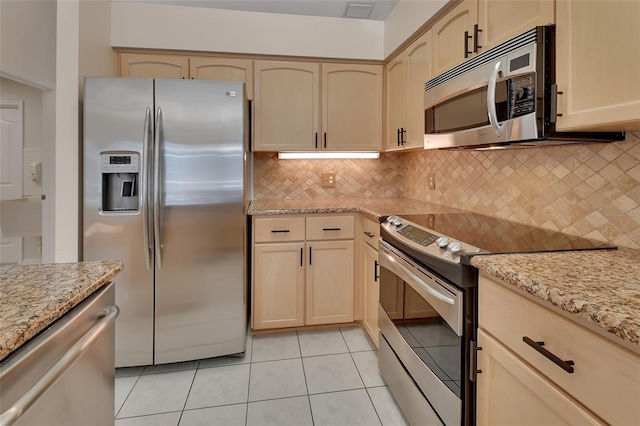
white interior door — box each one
[0,101,24,201]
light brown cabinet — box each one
[117,53,253,99]
[477,329,604,426]
[385,31,432,152]
[431,0,554,76]
[431,0,478,76]
[322,64,383,151]
[253,60,382,152]
[478,0,554,52]
[118,53,189,79]
[477,273,640,425]
[360,217,380,347]
[306,240,354,325]
[555,0,640,131]
[253,242,305,330]
[252,215,355,331]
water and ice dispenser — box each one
[101,153,140,213]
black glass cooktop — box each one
[399,212,616,255]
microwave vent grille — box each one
[425,27,539,92]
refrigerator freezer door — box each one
[83,78,155,367]
[153,79,246,364]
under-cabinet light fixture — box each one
[278,152,380,160]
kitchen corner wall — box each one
[253,153,404,200]
[404,134,640,250]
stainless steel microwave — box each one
[423,26,624,150]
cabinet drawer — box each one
[479,273,640,425]
[306,216,355,240]
[362,217,380,248]
[254,217,305,242]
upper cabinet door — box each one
[404,30,432,150]
[478,0,555,52]
[322,64,383,151]
[431,0,478,76]
[253,61,320,152]
[556,0,640,131]
[118,53,189,79]
[385,57,407,151]
[189,57,254,100]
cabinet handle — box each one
[322,227,341,231]
[522,336,575,374]
[374,260,379,282]
[364,231,375,238]
[323,132,327,148]
[396,128,401,146]
[300,248,303,267]
[270,229,290,233]
[400,128,406,145]
[464,31,473,58]
[315,132,318,149]
[309,246,312,265]
[473,24,483,53]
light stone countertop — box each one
[471,249,640,353]
[249,197,640,353]
[248,197,464,220]
[0,261,124,361]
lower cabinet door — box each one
[306,241,354,325]
[362,242,379,347]
[253,243,305,330]
[476,329,604,426]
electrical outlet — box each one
[428,173,436,190]
[321,172,336,188]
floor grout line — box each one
[115,329,402,425]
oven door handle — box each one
[380,249,455,305]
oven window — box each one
[380,275,462,397]
[425,81,508,134]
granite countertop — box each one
[0,261,124,361]
[249,197,640,353]
[248,197,464,220]
[471,249,640,354]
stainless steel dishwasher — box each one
[0,283,118,426]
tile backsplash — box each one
[253,153,404,200]
[404,134,640,249]
[252,134,640,249]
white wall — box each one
[54,0,80,262]
[111,1,385,60]
[0,0,56,89]
[384,0,449,57]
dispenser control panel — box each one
[101,153,139,173]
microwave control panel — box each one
[509,73,536,118]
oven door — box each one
[378,240,463,426]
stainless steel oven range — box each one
[377,213,615,426]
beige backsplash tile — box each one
[253,152,404,200]
[404,133,640,249]
[252,134,640,249]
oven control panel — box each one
[382,215,487,264]
[396,224,439,247]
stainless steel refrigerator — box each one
[82,77,248,367]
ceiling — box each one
[115,0,398,21]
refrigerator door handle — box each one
[141,107,152,270]
[153,106,163,269]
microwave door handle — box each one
[487,61,505,137]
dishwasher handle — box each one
[0,305,119,426]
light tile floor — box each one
[115,327,409,426]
